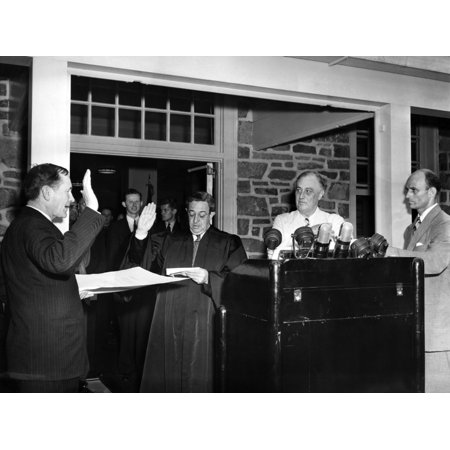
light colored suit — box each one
[387,205,450,391]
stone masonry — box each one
[0,77,27,241]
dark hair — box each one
[420,169,441,194]
[123,188,142,201]
[23,163,69,201]
[186,191,215,213]
[159,197,178,210]
[296,171,327,191]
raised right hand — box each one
[80,169,99,211]
[136,203,157,233]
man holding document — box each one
[129,191,247,392]
[1,164,105,392]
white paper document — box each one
[76,266,187,295]
[166,267,201,277]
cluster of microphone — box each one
[264,222,389,259]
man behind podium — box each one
[1,164,105,393]
[386,169,450,392]
[269,171,344,258]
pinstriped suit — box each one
[0,206,105,381]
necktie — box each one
[305,217,310,226]
[166,223,171,233]
[192,235,201,266]
[412,216,421,233]
[133,220,138,233]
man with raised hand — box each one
[1,164,105,393]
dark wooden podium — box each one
[217,257,424,393]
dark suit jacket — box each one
[387,205,450,351]
[150,220,186,236]
[107,217,133,271]
[0,206,105,381]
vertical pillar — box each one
[30,57,71,232]
[30,57,70,169]
[221,97,238,234]
[374,104,411,248]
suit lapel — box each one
[406,205,441,250]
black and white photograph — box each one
[1,1,448,449]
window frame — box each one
[70,77,217,147]
[69,73,238,234]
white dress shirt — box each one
[268,208,344,259]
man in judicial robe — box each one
[129,192,247,392]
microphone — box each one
[312,223,332,258]
[350,237,372,259]
[292,226,315,259]
[370,233,389,257]
[264,228,282,251]
[333,222,353,258]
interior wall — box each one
[128,167,157,204]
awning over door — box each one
[253,105,374,150]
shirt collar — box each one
[419,203,438,222]
[126,214,138,231]
[297,207,320,223]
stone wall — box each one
[0,74,28,241]
[236,105,351,258]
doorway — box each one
[69,153,216,226]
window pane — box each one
[356,195,375,238]
[170,89,191,112]
[92,106,115,136]
[118,81,141,107]
[92,79,116,104]
[71,104,88,134]
[119,109,141,139]
[71,76,89,101]
[170,114,190,142]
[194,93,214,114]
[357,162,369,185]
[411,138,418,162]
[145,111,166,140]
[357,136,368,158]
[144,86,167,109]
[194,116,213,144]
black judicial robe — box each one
[129,227,247,392]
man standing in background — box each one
[106,188,147,390]
[386,169,450,392]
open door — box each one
[186,162,216,196]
